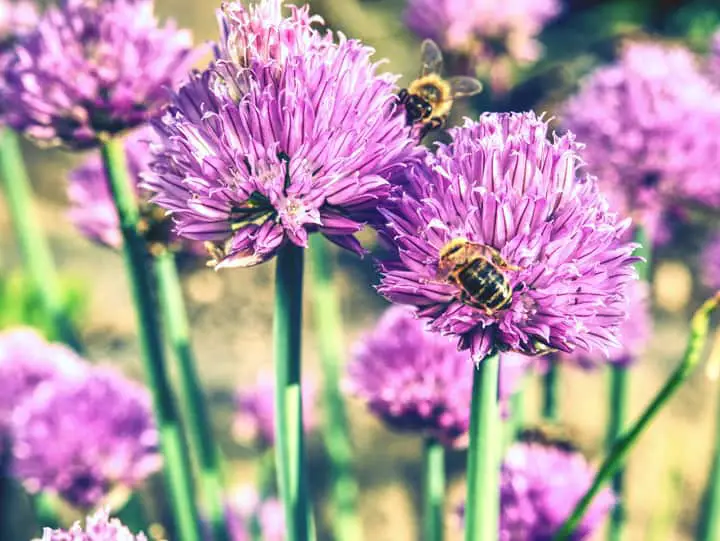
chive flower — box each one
[0,0,37,51]
[35,508,147,540]
[11,366,161,509]
[377,113,638,362]
[225,485,284,541]
[142,0,418,268]
[0,0,197,148]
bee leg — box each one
[490,251,521,271]
[418,117,444,140]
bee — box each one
[437,238,519,315]
[398,39,483,138]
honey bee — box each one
[398,39,483,139]
[437,238,519,315]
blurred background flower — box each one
[34,508,147,540]
[0,0,37,52]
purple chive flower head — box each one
[0,0,197,149]
[377,113,638,362]
[67,126,203,255]
[225,485,285,541]
[563,41,720,240]
[234,372,316,448]
[701,233,720,290]
[0,0,38,51]
[11,366,161,509]
[346,305,474,447]
[36,508,147,540]
[0,328,86,439]
[142,0,417,268]
[498,440,614,540]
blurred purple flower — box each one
[225,485,284,541]
[67,126,203,255]
[11,366,161,509]
[142,0,417,268]
[377,113,638,362]
[563,41,720,242]
[0,0,37,51]
[0,0,198,149]
[710,29,720,81]
[0,328,86,439]
[234,372,316,448]
[702,233,720,290]
[36,508,147,540]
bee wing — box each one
[420,39,444,76]
[448,76,483,98]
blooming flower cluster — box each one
[36,508,147,541]
[377,113,638,362]
[0,328,85,439]
[142,0,418,268]
[11,366,161,508]
[234,372,316,448]
[0,0,197,148]
[497,440,615,540]
[563,41,720,242]
[404,0,559,88]
[0,0,37,52]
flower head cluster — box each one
[143,0,418,268]
[0,0,197,148]
[36,508,147,541]
[225,485,284,541]
[234,372,316,448]
[0,0,37,52]
[68,126,202,255]
[377,113,638,362]
[11,367,161,508]
[702,233,720,291]
[563,41,720,241]
[498,440,615,540]
[0,328,86,438]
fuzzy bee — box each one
[397,39,483,139]
[437,238,519,315]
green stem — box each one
[153,250,229,541]
[542,361,559,421]
[273,243,312,541]
[0,129,82,351]
[308,235,362,541]
[100,139,201,541]
[505,377,526,449]
[553,293,720,540]
[606,365,629,541]
[423,438,445,541]
[464,352,500,541]
[115,491,150,535]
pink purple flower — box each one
[234,372,316,448]
[36,508,147,540]
[0,0,197,148]
[0,328,86,439]
[225,485,284,541]
[142,0,418,268]
[0,0,37,51]
[11,366,161,509]
[377,113,638,362]
[562,41,720,242]
[701,233,720,290]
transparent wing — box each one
[420,39,444,76]
[448,76,483,98]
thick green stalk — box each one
[308,235,362,541]
[553,293,720,540]
[100,139,201,541]
[464,352,500,541]
[273,243,312,541]
[153,250,229,541]
[423,438,445,541]
[0,129,81,350]
[542,361,559,421]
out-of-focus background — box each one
[2,0,720,539]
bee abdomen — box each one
[458,261,512,310]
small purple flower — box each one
[11,366,161,509]
[498,441,615,540]
[142,0,418,268]
[377,113,638,362]
[36,508,147,540]
[0,0,38,51]
[702,233,720,290]
[234,372,316,448]
[562,41,720,241]
[67,126,203,255]
[0,328,86,439]
[0,0,198,148]
[225,485,285,541]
